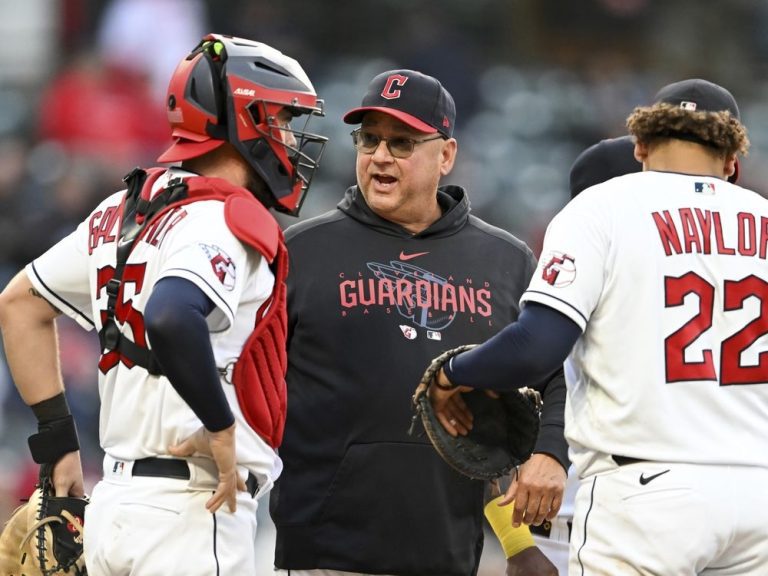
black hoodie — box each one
[271,185,567,576]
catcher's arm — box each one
[0,271,64,404]
[0,271,84,497]
[146,277,245,514]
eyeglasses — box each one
[350,129,445,159]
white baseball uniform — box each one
[522,171,768,574]
[26,167,281,575]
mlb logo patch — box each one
[680,101,697,111]
[694,182,716,194]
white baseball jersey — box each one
[26,167,282,492]
[521,171,768,478]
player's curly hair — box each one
[626,103,749,158]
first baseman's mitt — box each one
[0,470,87,575]
[410,345,542,481]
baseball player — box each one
[429,78,768,574]
[0,34,326,575]
[525,135,642,574]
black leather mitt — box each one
[410,345,542,481]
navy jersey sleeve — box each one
[145,277,235,432]
[444,303,581,391]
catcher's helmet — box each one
[158,34,327,215]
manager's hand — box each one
[499,453,566,527]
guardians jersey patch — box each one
[200,243,236,290]
[541,251,576,287]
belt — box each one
[612,455,645,467]
[133,457,259,498]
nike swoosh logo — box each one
[399,251,429,261]
[639,469,670,485]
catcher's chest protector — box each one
[101,168,288,448]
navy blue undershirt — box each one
[444,302,582,390]
[144,277,235,432]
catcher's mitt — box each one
[0,472,87,576]
[410,345,542,481]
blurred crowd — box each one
[1,0,767,572]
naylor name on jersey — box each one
[652,208,768,260]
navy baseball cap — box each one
[343,69,456,138]
[569,136,641,198]
[654,78,740,119]
[653,78,741,182]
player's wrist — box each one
[484,495,535,558]
[435,367,457,390]
[30,391,70,423]
[204,412,236,433]
[28,392,80,464]
[206,421,236,437]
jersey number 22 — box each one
[664,272,767,385]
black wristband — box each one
[28,414,80,464]
[30,392,71,425]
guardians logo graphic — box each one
[338,260,492,330]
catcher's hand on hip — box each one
[501,453,567,527]
[168,423,246,514]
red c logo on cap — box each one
[381,74,408,99]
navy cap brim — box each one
[343,106,438,133]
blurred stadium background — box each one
[1,0,766,573]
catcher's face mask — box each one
[158,34,328,216]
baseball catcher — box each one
[0,466,87,575]
[410,344,543,481]
[0,32,327,574]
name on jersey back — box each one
[652,208,767,259]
